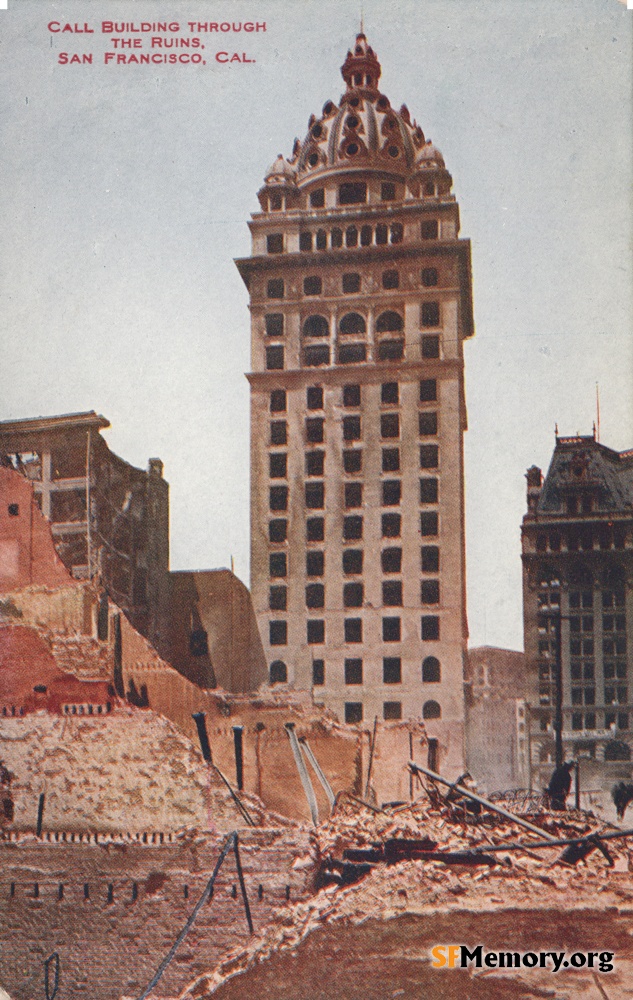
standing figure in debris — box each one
[547,760,574,810]
[612,781,633,821]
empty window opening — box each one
[270,420,287,445]
[422,335,440,359]
[421,267,438,287]
[316,229,327,250]
[381,381,399,404]
[422,302,440,327]
[339,343,367,364]
[269,586,287,611]
[420,445,439,469]
[304,345,330,367]
[306,418,324,443]
[345,618,363,643]
[344,582,364,607]
[382,513,401,538]
[266,314,284,337]
[343,549,363,574]
[383,657,402,684]
[307,620,325,644]
[345,702,363,724]
[306,550,324,576]
[269,453,287,478]
[343,383,361,406]
[375,223,388,245]
[381,547,402,573]
[343,416,361,441]
[383,701,402,720]
[342,273,361,294]
[267,234,283,254]
[305,482,324,509]
[269,621,287,646]
[345,658,363,684]
[421,546,440,572]
[270,390,286,412]
[382,270,399,289]
[383,617,401,642]
[339,312,366,335]
[419,412,438,436]
[339,182,367,205]
[419,379,437,402]
[421,580,440,605]
[423,700,441,720]
[376,311,403,333]
[189,628,209,657]
[303,315,329,337]
[420,478,438,504]
[345,482,363,507]
[382,480,401,506]
[421,616,440,640]
[312,659,325,685]
[306,451,325,476]
[382,448,400,472]
[381,182,396,201]
[266,346,284,370]
[310,188,325,208]
[343,515,363,540]
[304,276,322,296]
[383,580,403,606]
[269,486,288,511]
[307,386,324,409]
[269,552,287,578]
[268,519,287,542]
[422,657,441,683]
[270,660,288,684]
[343,450,362,474]
[306,517,325,542]
[306,583,325,608]
[267,279,284,299]
[381,413,400,438]
[421,219,439,240]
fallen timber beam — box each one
[408,762,559,842]
[332,790,386,815]
[461,827,633,856]
[299,737,336,811]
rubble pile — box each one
[179,781,633,999]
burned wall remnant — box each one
[0,411,169,652]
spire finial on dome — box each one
[341,30,381,93]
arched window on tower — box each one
[339,312,366,335]
[423,700,441,720]
[269,660,288,685]
[303,315,330,337]
[376,311,403,333]
[422,657,441,683]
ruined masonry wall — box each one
[0,830,312,1000]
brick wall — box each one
[0,829,312,1000]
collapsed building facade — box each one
[522,433,633,800]
[240,33,474,775]
[0,412,169,651]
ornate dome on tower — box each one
[259,33,451,201]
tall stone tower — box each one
[236,34,474,767]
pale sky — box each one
[1,0,631,651]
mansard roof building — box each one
[522,433,633,793]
